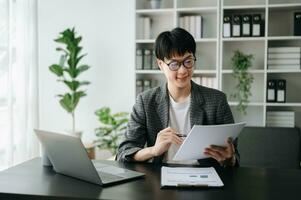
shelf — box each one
[229,102,264,106]
[222,37,266,42]
[222,70,264,74]
[266,103,301,107]
[195,38,217,42]
[176,7,217,13]
[194,70,217,74]
[136,8,174,14]
[135,39,155,43]
[267,69,301,73]
[223,5,266,10]
[135,70,162,74]
[268,3,301,10]
[268,36,301,40]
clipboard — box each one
[173,122,246,161]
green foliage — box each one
[49,28,90,133]
[94,107,129,154]
[231,50,254,115]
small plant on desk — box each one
[94,107,129,155]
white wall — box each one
[38,0,135,142]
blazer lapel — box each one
[155,83,169,129]
[190,81,205,127]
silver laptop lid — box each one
[35,129,102,185]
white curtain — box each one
[0,0,39,170]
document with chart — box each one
[161,167,223,188]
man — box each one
[116,28,238,167]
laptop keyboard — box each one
[97,171,124,182]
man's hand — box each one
[151,127,183,157]
[203,137,236,166]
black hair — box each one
[154,27,196,60]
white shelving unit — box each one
[135,0,301,127]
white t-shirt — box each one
[163,94,198,165]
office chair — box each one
[238,127,301,169]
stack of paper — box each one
[161,167,224,188]
[266,111,295,127]
[268,47,301,70]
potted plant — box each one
[49,27,90,136]
[231,50,254,115]
[94,107,129,157]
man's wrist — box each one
[222,155,236,167]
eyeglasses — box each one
[164,57,196,71]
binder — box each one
[136,80,143,94]
[143,17,151,39]
[143,49,152,70]
[223,15,232,37]
[252,14,262,37]
[143,80,151,91]
[242,15,252,37]
[276,80,286,103]
[232,15,242,37]
[294,12,301,36]
[151,49,158,70]
[267,80,276,102]
[136,49,143,70]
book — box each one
[268,53,301,59]
[268,47,301,53]
[267,111,295,116]
[268,65,300,70]
[268,59,300,65]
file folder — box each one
[294,12,301,36]
[252,14,262,37]
[242,15,251,37]
[276,79,286,103]
[223,15,232,37]
[267,80,277,102]
[232,15,242,37]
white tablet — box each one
[173,122,246,160]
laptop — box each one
[34,129,144,186]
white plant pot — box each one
[65,130,83,138]
[95,148,114,160]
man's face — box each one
[157,52,195,89]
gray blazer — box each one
[116,81,239,166]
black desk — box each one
[0,158,301,200]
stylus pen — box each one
[176,134,187,138]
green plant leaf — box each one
[77,65,90,75]
[59,93,73,113]
[63,80,80,91]
[231,50,254,115]
[49,64,64,77]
